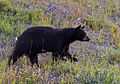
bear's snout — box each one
[83,35,90,41]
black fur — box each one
[8,25,90,67]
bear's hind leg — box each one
[34,55,39,67]
[12,50,25,65]
[8,54,13,66]
[29,53,39,67]
[8,49,24,66]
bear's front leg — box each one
[63,45,78,62]
[66,52,78,62]
[29,53,39,67]
[52,52,66,62]
[52,52,58,61]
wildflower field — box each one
[0,0,120,83]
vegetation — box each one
[0,0,120,83]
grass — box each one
[1,57,120,83]
[0,0,120,83]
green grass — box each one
[1,57,120,83]
[0,0,120,83]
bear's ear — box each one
[75,25,81,30]
[76,25,85,30]
[81,25,85,29]
[76,25,81,29]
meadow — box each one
[0,0,120,83]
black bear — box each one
[8,25,90,67]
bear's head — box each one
[75,25,90,41]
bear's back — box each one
[20,26,64,39]
[23,26,54,33]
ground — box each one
[0,0,120,83]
